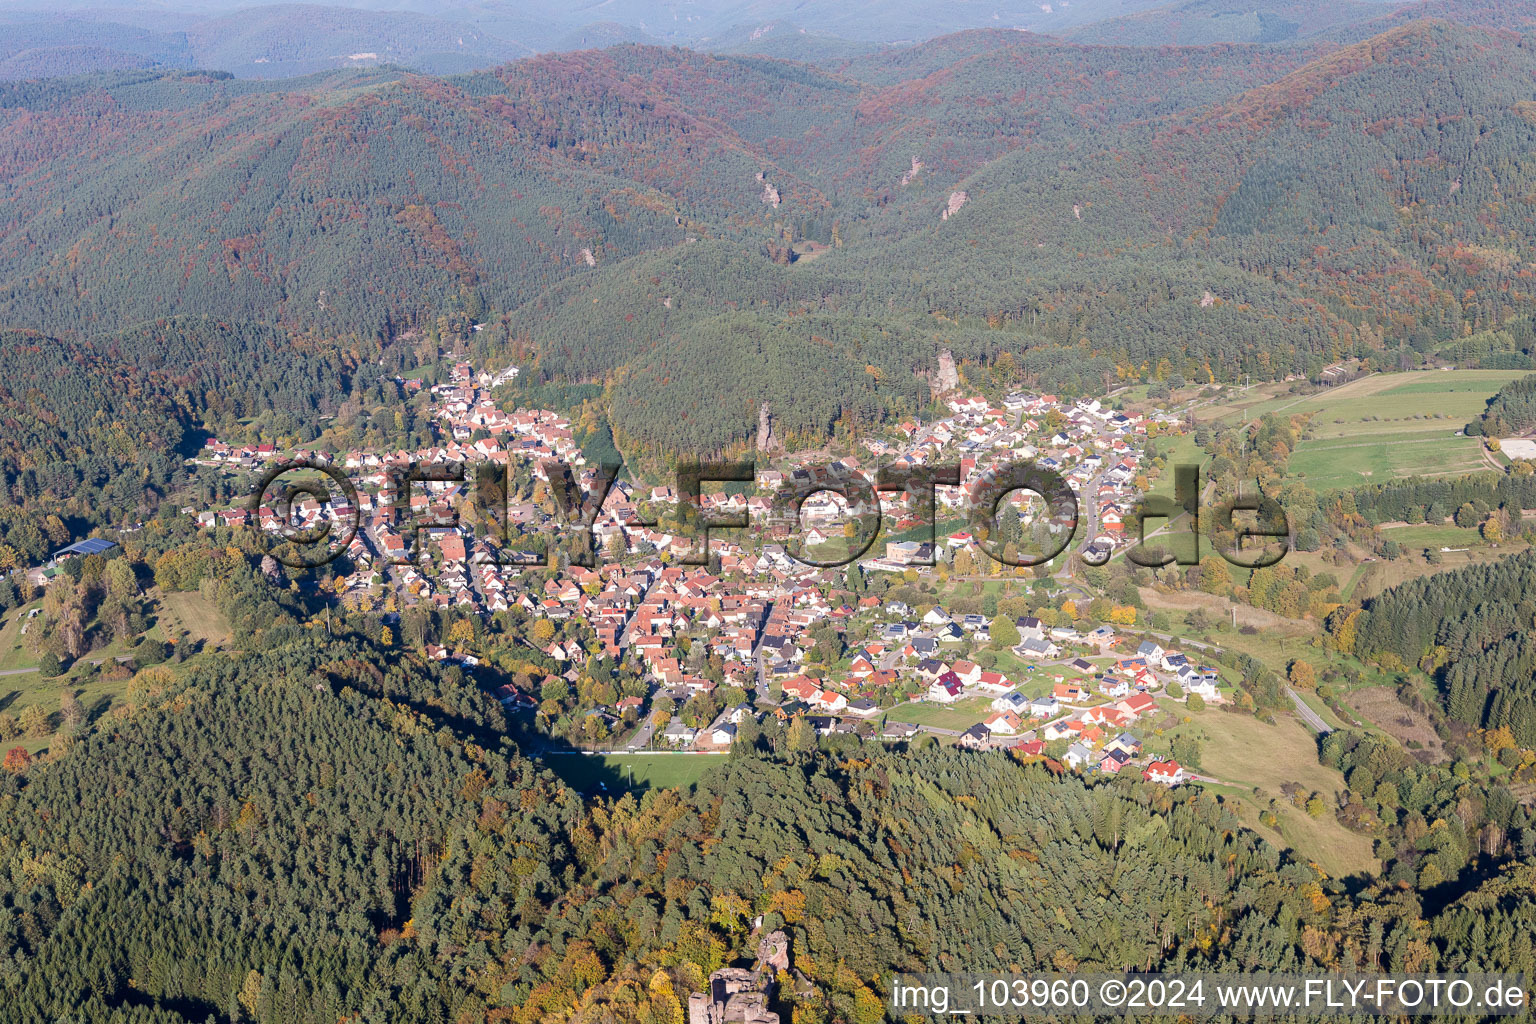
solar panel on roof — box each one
[54,538,118,558]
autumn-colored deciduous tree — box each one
[18,704,49,738]
[1288,660,1317,690]
[445,618,477,648]
[2,746,32,773]
[1199,555,1231,594]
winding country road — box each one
[1286,686,1332,735]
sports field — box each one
[545,751,723,794]
[1270,371,1522,491]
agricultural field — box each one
[1147,431,1207,498]
[1258,371,1524,491]
[1287,436,1487,491]
[1374,523,1485,550]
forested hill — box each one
[0,36,1320,338]
[4,21,1536,459]
[1336,549,1536,745]
[1064,0,1536,47]
[1465,373,1536,438]
[0,318,382,552]
[3,618,1536,1021]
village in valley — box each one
[187,358,1225,787]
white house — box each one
[1016,637,1060,659]
[992,691,1030,714]
[1065,742,1095,769]
[927,675,964,703]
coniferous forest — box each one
[4,609,1536,1023]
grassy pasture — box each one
[1167,708,1378,878]
[158,590,233,647]
[1287,435,1487,491]
[0,603,41,674]
[1268,371,1522,491]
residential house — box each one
[844,698,880,717]
[992,691,1030,714]
[983,711,1022,735]
[974,670,1012,694]
[1143,760,1184,786]
[957,723,991,749]
[1052,683,1086,703]
[1098,748,1133,774]
[1016,636,1060,659]
[1028,695,1060,718]
[927,673,964,703]
[662,718,697,747]
[1098,676,1131,698]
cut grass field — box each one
[1220,371,1524,429]
[158,589,232,647]
[887,695,993,731]
[1173,708,1378,878]
[545,751,723,794]
[1376,522,1482,545]
[1147,431,1206,499]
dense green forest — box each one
[3,595,1535,1022]
[1331,550,1536,745]
[0,317,386,553]
[1466,374,1536,438]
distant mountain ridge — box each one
[3,20,1535,458]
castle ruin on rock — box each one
[686,929,790,1024]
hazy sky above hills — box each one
[0,0,1494,82]
[0,0,1414,46]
